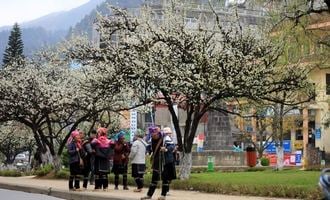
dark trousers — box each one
[94,173,109,189]
[114,173,128,188]
[69,175,81,189]
[82,171,90,188]
[69,162,81,189]
[132,163,145,189]
[81,164,91,188]
[89,156,95,184]
[134,173,144,189]
[89,171,95,185]
[146,170,170,197]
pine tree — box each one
[2,23,24,66]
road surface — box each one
[0,188,64,200]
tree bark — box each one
[52,155,62,172]
[276,146,284,170]
[179,152,192,180]
[5,155,15,165]
[40,148,53,165]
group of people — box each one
[67,125,177,200]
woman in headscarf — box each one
[140,127,176,200]
[91,127,113,191]
[67,130,83,191]
[112,130,130,190]
[129,130,148,192]
[79,130,94,190]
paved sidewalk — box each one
[0,176,297,200]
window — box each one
[326,74,330,95]
[295,129,303,140]
[144,107,155,123]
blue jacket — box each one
[163,135,175,164]
[67,142,79,164]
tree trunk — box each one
[276,146,284,170]
[53,155,62,172]
[5,155,15,165]
[179,152,192,180]
[40,149,53,165]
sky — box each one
[0,0,90,27]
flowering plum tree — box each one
[0,122,34,165]
[68,4,313,179]
[0,56,80,168]
[0,46,138,170]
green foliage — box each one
[191,167,209,173]
[0,170,22,177]
[61,151,69,168]
[0,121,35,165]
[35,164,53,177]
[245,167,267,172]
[2,23,24,65]
[260,157,270,166]
[55,168,70,179]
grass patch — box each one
[0,170,22,177]
[38,167,323,199]
[171,169,322,199]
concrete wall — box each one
[192,151,246,166]
[204,111,233,150]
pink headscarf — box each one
[96,135,112,148]
[67,130,80,146]
[91,127,112,148]
[97,127,108,137]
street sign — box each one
[295,150,302,166]
[265,140,291,153]
[315,128,321,139]
[130,110,137,142]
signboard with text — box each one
[315,128,321,139]
[130,110,137,142]
[265,140,291,153]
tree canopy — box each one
[67,4,314,178]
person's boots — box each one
[147,182,157,197]
[100,174,108,190]
[94,175,101,190]
[89,172,95,185]
[114,174,119,190]
[69,175,74,190]
[83,175,89,189]
[134,177,143,191]
[123,174,129,190]
[74,175,81,190]
[161,182,169,197]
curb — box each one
[0,182,136,200]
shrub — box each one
[0,170,22,177]
[55,169,70,179]
[35,164,53,177]
[61,151,69,168]
[260,157,270,166]
[245,167,267,172]
[191,167,208,173]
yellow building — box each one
[299,13,330,158]
[231,13,330,163]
